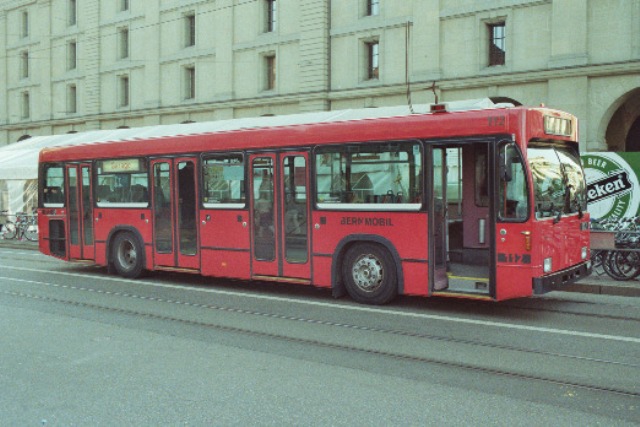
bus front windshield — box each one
[528,142,587,219]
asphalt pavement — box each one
[1,237,639,298]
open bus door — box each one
[249,152,311,282]
[65,163,94,261]
[150,158,200,271]
[430,144,493,298]
[430,140,535,300]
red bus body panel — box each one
[200,208,251,280]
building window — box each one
[266,0,277,32]
[68,0,77,26]
[367,0,379,16]
[366,41,379,80]
[22,92,30,119]
[184,66,195,100]
[68,84,77,113]
[21,11,29,38]
[119,28,129,59]
[264,54,276,90]
[488,22,506,66]
[20,51,29,79]
[185,13,196,47]
[120,0,129,12]
[68,41,77,70]
[119,75,129,107]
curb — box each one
[560,280,640,298]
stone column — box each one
[298,0,330,112]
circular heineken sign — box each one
[582,153,640,220]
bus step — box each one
[446,274,490,294]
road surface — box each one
[1,247,638,425]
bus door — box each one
[494,141,532,299]
[249,152,311,281]
[150,158,200,270]
[430,148,448,291]
[65,163,94,260]
[429,144,492,297]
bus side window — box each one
[499,143,528,220]
[95,159,149,207]
[315,142,422,209]
[202,153,245,208]
[42,164,65,207]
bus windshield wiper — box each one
[572,193,584,219]
[553,208,562,224]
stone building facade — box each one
[1,0,639,152]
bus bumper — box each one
[532,260,592,294]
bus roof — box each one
[42,98,504,150]
[31,98,576,167]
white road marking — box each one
[1,265,639,344]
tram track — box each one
[455,297,640,323]
[401,289,640,322]
[506,302,640,322]
[1,274,639,398]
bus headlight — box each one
[581,247,588,260]
[543,257,553,273]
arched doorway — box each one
[604,88,640,152]
[626,117,640,151]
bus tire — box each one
[112,231,144,279]
[342,243,398,305]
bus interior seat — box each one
[45,186,64,203]
[96,185,111,202]
[130,184,148,203]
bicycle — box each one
[1,210,39,241]
[591,216,640,281]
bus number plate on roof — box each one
[102,158,140,173]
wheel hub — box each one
[352,254,383,292]
[118,241,137,268]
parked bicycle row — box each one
[591,217,640,281]
[0,210,38,242]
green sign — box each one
[582,152,640,220]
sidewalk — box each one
[563,272,640,298]
[1,237,639,298]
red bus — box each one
[38,100,591,304]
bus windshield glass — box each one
[528,142,586,219]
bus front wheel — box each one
[112,232,144,278]
[342,243,397,305]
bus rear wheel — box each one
[342,243,397,305]
[112,232,144,278]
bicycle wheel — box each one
[591,250,605,275]
[604,251,640,281]
[24,223,38,241]
[1,222,16,240]
[613,251,640,281]
[602,251,623,280]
